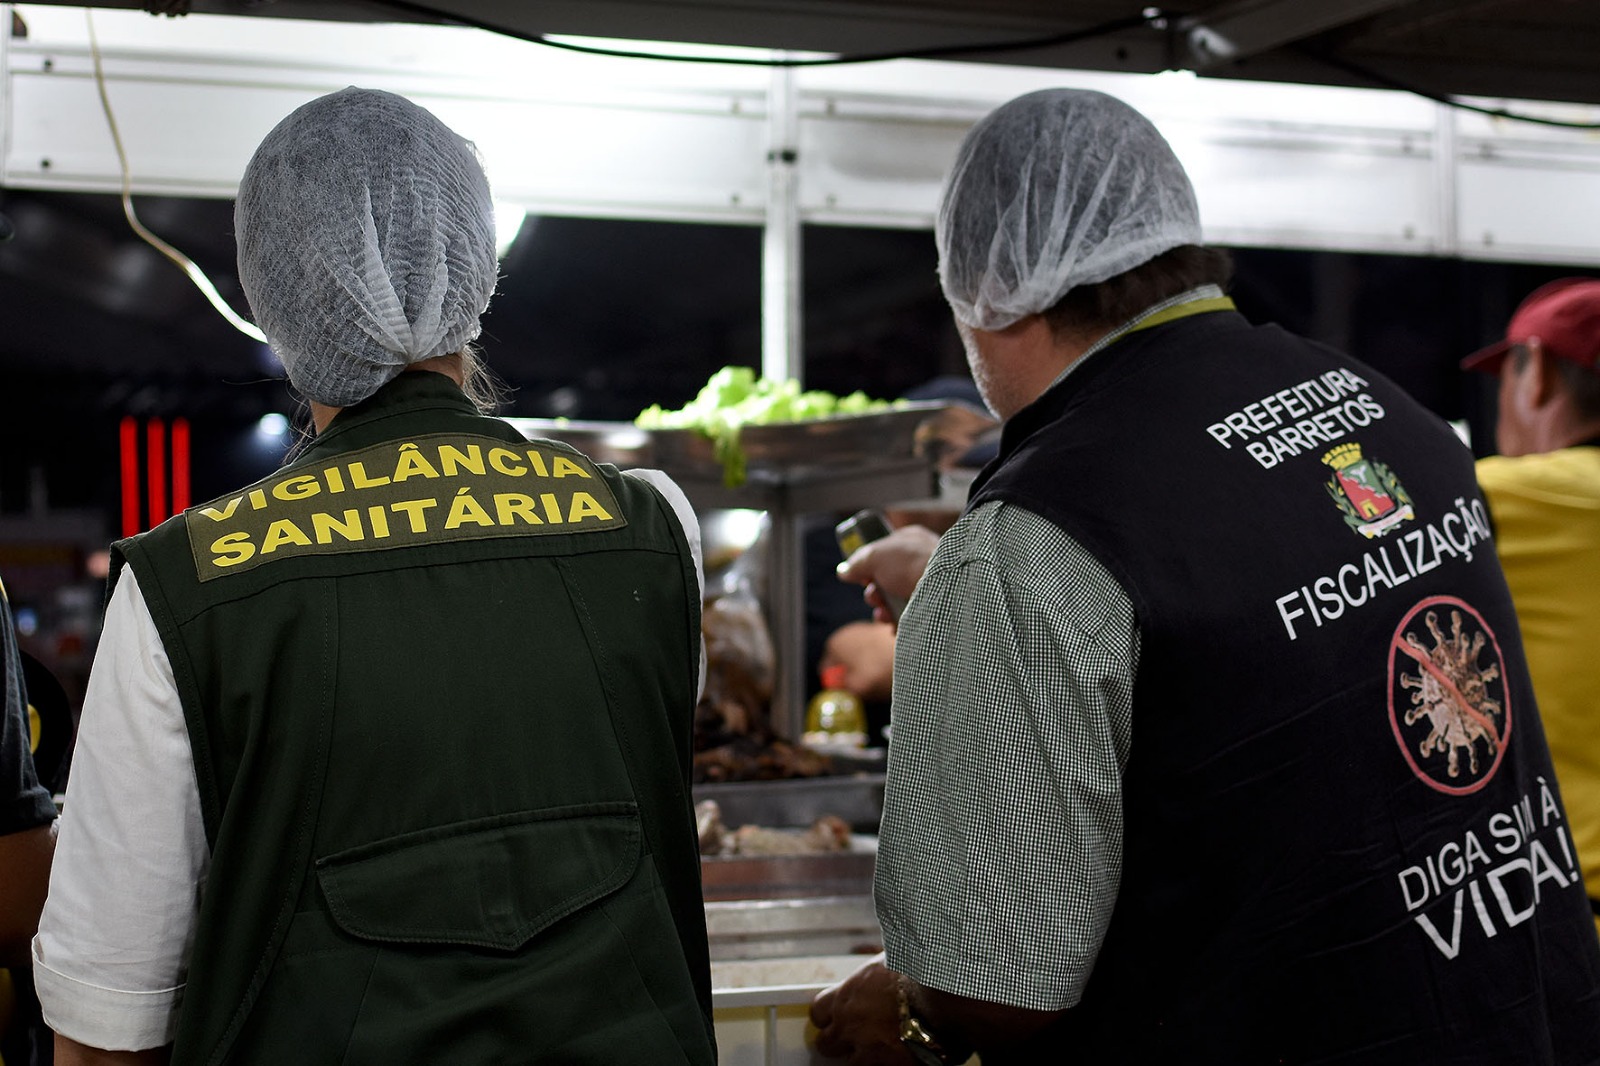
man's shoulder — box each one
[1476,451,1530,482]
[1478,447,1600,497]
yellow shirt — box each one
[1478,446,1600,936]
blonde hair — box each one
[458,344,509,415]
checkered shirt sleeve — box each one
[875,500,1138,1011]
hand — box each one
[836,526,939,626]
[809,956,914,1064]
[820,621,896,703]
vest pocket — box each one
[315,802,642,951]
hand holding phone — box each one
[834,509,920,622]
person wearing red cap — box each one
[1464,276,1600,936]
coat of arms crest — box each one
[1322,442,1415,538]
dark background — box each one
[0,191,1574,515]
[0,187,1585,518]
[0,186,1590,696]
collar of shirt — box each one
[1041,284,1233,395]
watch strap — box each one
[896,975,968,1065]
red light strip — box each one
[171,418,191,513]
[147,418,166,527]
[119,417,140,538]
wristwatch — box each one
[896,976,967,1065]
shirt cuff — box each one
[0,788,58,835]
[30,938,183,1051]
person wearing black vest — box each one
[810,88,1600,1064]
[34,88,716,1065]
[0,184,56,979]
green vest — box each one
[116,374,714,1065]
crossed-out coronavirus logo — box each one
[1388,595,1511,795]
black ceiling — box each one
[24,0,1600,106]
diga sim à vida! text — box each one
[1398,778,1583,960]
[181,434,627,579]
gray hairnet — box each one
[936,88,1202,331]
[235,87,498,407]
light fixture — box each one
[256,412,290,439]
[494,201,527,258]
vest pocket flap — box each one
[315,802,642,951]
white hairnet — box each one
[936,88,1202,331]
[235,87,498,407]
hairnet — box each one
[235,87,498,407]
[936,88,1202,331]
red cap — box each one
[1462,277,1600,375]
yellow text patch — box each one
[184,434,626,581]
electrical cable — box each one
[374,0,1600,130]
[85,8,267,343]
[373,0,1160,67]
[1294,46,1600,131]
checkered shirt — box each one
[872,288,1230,1010]
[873,496,1139,1011]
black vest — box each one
[969,311,1600,1063]
[117,374,715,1065]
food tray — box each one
[694,774,886,834]
[705,895,881,959]
[509,404,947,477]
[649,402,948,476]
[503,418,655,467]
[701,850,878,902]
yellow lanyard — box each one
[1124,294,1237,337]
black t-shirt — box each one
[1,577,56,835]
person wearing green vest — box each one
[33,87,716,1065]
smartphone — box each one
[834,508,907,621]
[834,508,894,558]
